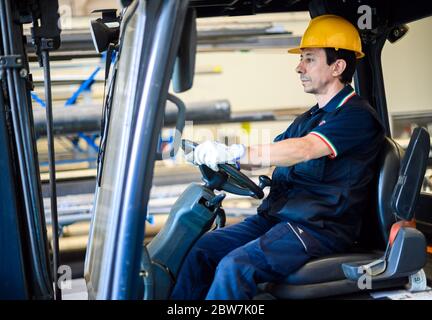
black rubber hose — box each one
[42,49,61,300]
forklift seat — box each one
[262,128,430,299]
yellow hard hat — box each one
[288,14,365,59]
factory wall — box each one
[177,15,432,146]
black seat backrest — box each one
[359,137,403,250]
[375,137,405,247]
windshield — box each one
[84,0,146,299]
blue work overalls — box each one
[170,85,385,300]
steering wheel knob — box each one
[259,175,272,189]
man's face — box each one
[295,48,335,94]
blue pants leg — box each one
[170,214,276,300]
[205,222,319,300]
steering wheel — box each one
[181,139,264,199]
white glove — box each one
[185,140,246,171]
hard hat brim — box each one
[288,46,365,59]
[287,47,302,54]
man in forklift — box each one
[171,15,385,300]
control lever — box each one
[207,193,226,230]
[214,207,226,229]
[259,175,272,190]
[206,192,226,209]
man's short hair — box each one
[324,48,357,84]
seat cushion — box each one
[284,253,382,285]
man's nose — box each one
[296,61,304,74]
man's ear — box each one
[332,59,347,77]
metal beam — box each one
[32,99,231,136]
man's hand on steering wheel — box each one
[184,140,246,171]
[182,139,265,199]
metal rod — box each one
[42,49,61,300]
